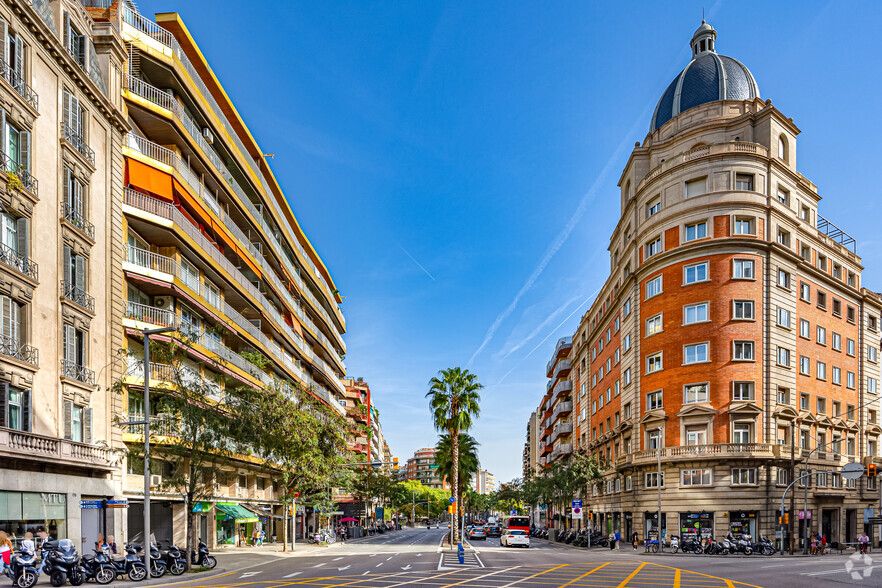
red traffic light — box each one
[868,464,878,479]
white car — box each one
[501,529,530,548]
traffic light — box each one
[868,464,877,479]
[393,457,399,471]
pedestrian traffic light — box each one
[393,457,399,471]
[868,464,877,479]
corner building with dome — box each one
[538,21,882,548]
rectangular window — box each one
[684,262,708,284]
[832,299,841,317]
[646,237,662,258]
[734,300,754,320]
[685,426,707,446]
[778,270,791,289]
[870,378,878,394]
[777,468,790,486]
[733,341,754,361]
[733,381,754,401]
[832,332,841,351]
[832,366,841,385]
[777,347,791,367]
[681,469,712,486]
[646,276,662,299]
[646,197,661,218]
[614,316,620,332]
[800,282,810,301]
[733,423,752,444]
[870,347,878,362]
[732,468,757,486]
[685,177,707,198]
[847,338,856,356]
[817,361,826,380]
[817,325,827,345]
[777,308,791,328]
[800,394,809,411]
[735,174,754,191]
[623,333,632,351]
[685,222,707,241]
[777,229,790,247]
[623,368,631,385]
[777,188,790,205]
[734,217,754,235]
[799,355,810,375]
[646,352,662,373]
[800,319,810,339]
[777,387,789,404]
[684,302,708,324]
[847,371,855,389]
[646,314,663,336]
[646,390,663,410]
[614,380,620,396]
[733,259,755,279]
[817,291,827,309]
[645,472,664,488]
[614,348,620,364]
[623,299,631,316]
[847,306,856,323]
[684,343,708,364]
[817,397,826,414]
[684,383,709,404]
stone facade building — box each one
[537,21,882,547]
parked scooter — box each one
[147,543,167,578]
[2,546,39,588]
[79,549,116,585]
[669,535,680,553]
[156,542,187,576]
[103,544,147,582]
[190,541,216,569]
[757,535,777,556]
[40,539,84,587]
[680,536,703,554]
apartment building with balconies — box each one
[549,21,882,547]
[404,447,448,490]
[0,0,128,555]
[541,336,573,465]
[75,1,347,548]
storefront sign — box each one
[41,493,65,504]
[864,508,874,523]
[107,500,129,509]
[798,510,812,520]
[80,500,102,509]
[729,511,756,539]
[193,502,212,513]
[679,512,713,541]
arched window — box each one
[778,136,787,161]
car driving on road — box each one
[467,526,487,540]
[501,529,530,548]
[486,525,502,537]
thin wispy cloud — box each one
[497,294,582,360]
[390,237,436,281]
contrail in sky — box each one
[391,238,436,281]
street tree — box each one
[434,432,480,507]
[426,367,482,544]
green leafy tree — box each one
[426,367,482,543]
[434,433,480,507]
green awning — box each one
[216,503,259,523]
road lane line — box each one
[497,563,569,588]
[312,563,325,568]
[283,572,302,578]
[376,562,383,567]
[615,562,645,588]
[648,562,763,588]
[332,557,344,561]
[674,569,681,588]
[556,562,611,588]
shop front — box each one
[644,511,666,540]
[216,503,258,546]
[728,511,757,539]
[0,491,67,548]
[679,512,714,542]
[623,513,633,542]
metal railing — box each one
[78,0,115,8]
[125,300,175,327]
[119,5,344,328]
[122,190,346,394]
[61,123,96,166]
[61,280,95,312]
[817,215,857,253]
[124,245,176,275]
[0,150,37,196]
[60,358,96,385]
[124,414,180,437]
[0,242,38,281]
[61,203,95,239]
[0,334,38,366]
[0,59,38,111]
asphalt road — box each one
[112,528,878,588]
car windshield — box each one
[509,530,525,535]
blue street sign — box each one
[80,500,102,509]
[449,497,456,503]
[572,499,582,509]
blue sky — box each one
[139,1,882,483]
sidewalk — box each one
[214,540,344,555]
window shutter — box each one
[1,108,7,160]
[0,19,7,70]
[13,34,23,82]
[62,12,70,54]
[73,178,82,216]
[83,407,92,444]
[22,388,30,432]
[1,295,10,340]
[63,168,70,208]
[10,298,19,346]
[63,245,72,286]
[75,255,85,293]
[19,131,29,174]
[72,95,81,136]
[63,90,71,130]
[16,217,27,259]
[63,399,72,440]
[0,381,7,428]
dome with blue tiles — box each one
[650,21,760,132]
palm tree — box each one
[426,367,482,544]
[435,432,480,507]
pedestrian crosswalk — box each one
[438,550,484,570]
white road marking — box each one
[361,571,370,575]
[333,557,344,561]
[376,562,383,567]
[312,563,325,568]
[337,565,350,571]
[239,572,261,578]
[283,572,302,578]
[386,556,393,561]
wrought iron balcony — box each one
[61,123,95,166]
[60,358,95,385]
[0,242,38,281]
[0,334,38,366]
[61,280,95,312]
[0,151,37,196]
[0,59,38,111]
[61,203,95,239]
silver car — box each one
[468,526,487,540]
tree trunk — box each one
[282,502,288,552]
[452,429,459,545]
[186,491,195,571]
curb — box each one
[105,567,226,588]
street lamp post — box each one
[655,427,663,543]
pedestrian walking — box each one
[631,531,638,550]
[615,530,621,550]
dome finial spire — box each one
[691,19,717,58]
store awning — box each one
[243,504,281,519]
[216,503,259,523]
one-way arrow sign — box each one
[401,565,412,570]
[337,566,350,571]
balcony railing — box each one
[546,336,573,374]
[125,300,175,327]
[61,123,96,166]
[629,443,777,465]
[548,422,573,445]
[61,280,95,312]
[60,358,95,385]
[124,414,180,437]
[0,59,38,111]
[126,359,176,383]
[0,428,114,470]
[124,245,176,275]
[0,242,38,281]
[0,150,37,196]
[551,400,573,423]
[0,334,38,366]
[61,203,95,240]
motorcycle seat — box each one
[112,554,126,562]
[82,554,95,561]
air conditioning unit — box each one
[149,475,162,488]
[154,296,174,310]
[202,127,214,144]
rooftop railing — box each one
[817,215,857,253]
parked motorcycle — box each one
[681,537,703,554]
[103,543,147,582]
[2,547,39,588]
[757,535,777,556]
[40,539,84,587]
[147,543,167,578]
[156,542,187,576]
[79,550,116,585]
[190,541,216,569]
[669,535,680,553]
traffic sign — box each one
[80,500,102,509]
[449,496,456,503]
[107,500,128,509]
[448,505,456,514]
[572,499,582,509]
[841,462,864,481]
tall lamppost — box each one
[655,426,663,542]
